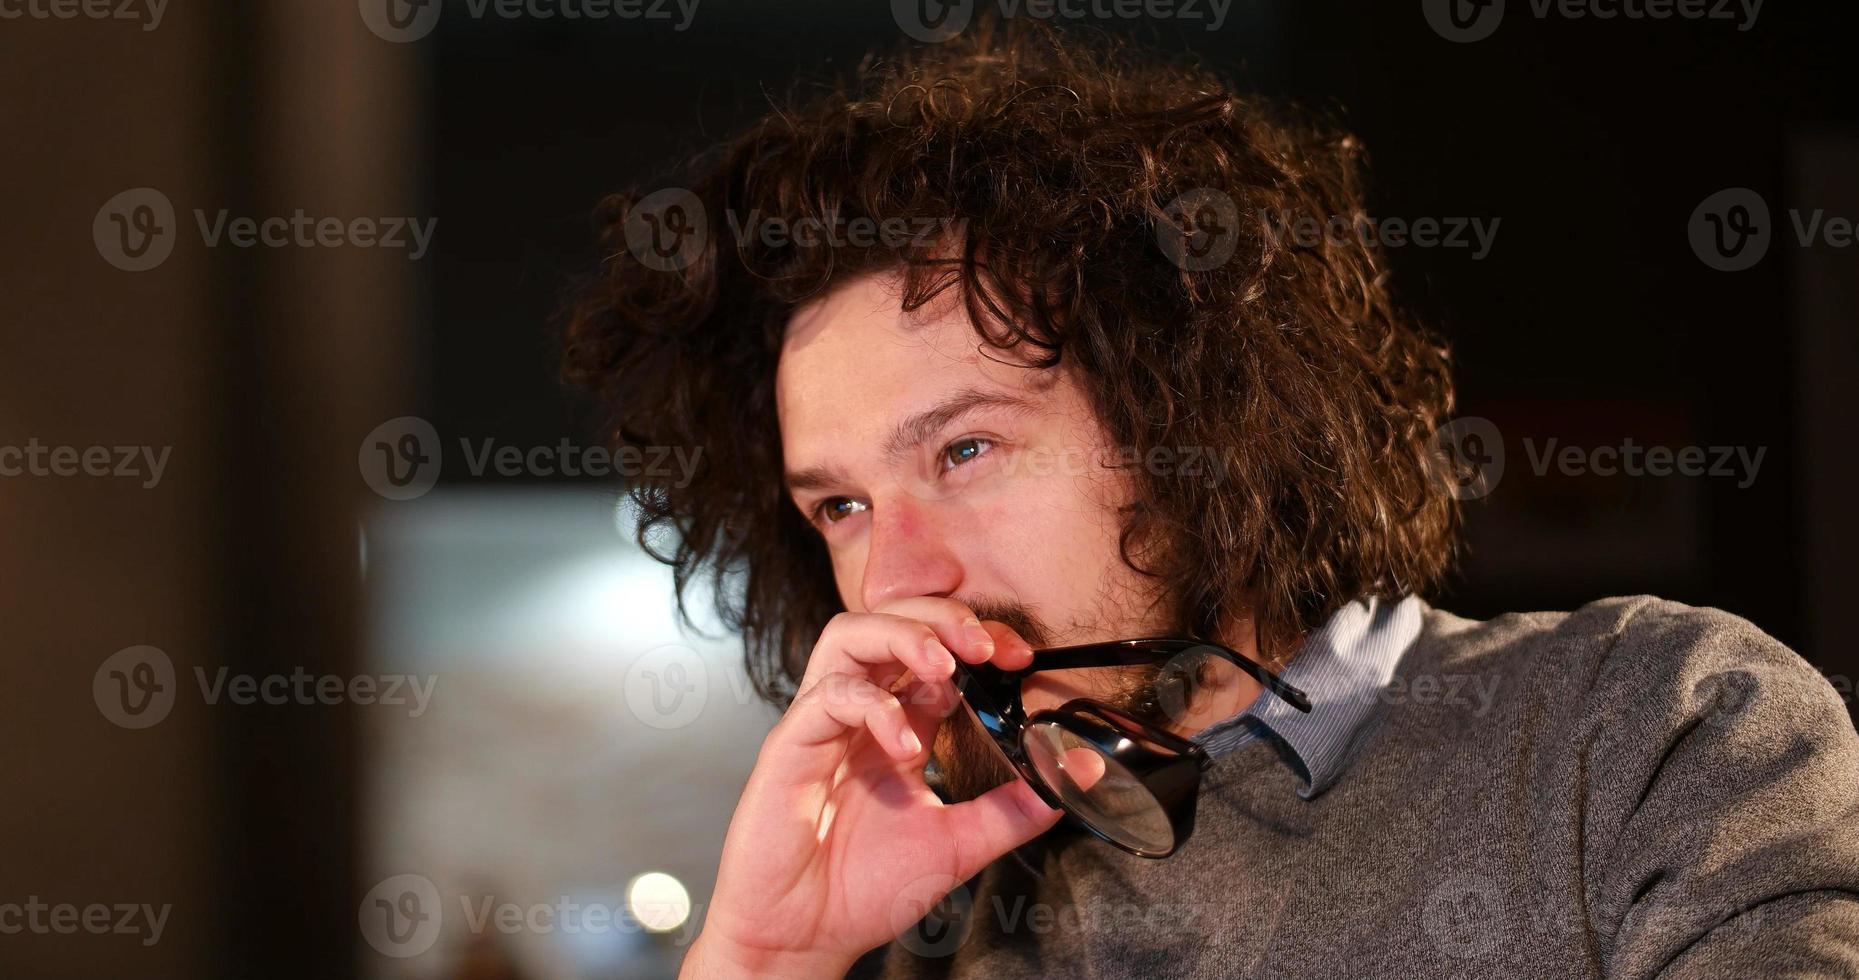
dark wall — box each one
[417,0,1856,692]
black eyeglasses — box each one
[952,637,1311,859]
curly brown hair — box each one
[562,20,1458,705]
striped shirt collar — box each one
[1191,594,1424,799]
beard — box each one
[928,596,1186,805]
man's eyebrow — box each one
[881,387,1038,464]
[782,387,1039,496]
[785,462,854,495]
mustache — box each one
[932,595,1050,806]
[960,596,1054,648]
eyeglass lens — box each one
[1021,720,1175,854]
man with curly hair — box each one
[564,21,1859,980]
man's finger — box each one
[802,612,958,689]
[978,619,1036,671]
[871,596,1002,665]
[897,673,962,752]
[764,674,921,783]
[943,777,1064,882]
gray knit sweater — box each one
[850,597,1859,978]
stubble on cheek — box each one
[930,705,1024,804]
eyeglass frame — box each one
[950,637,1311,859]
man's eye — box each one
[940,437,993,471]
[814,497,869,525]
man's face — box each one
[776,271,1192,801]
[776,271,1173,650]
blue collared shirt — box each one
[1191,595,1424,798]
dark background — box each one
[5,1,1856,977]
[426,0,1856,646]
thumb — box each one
[943,777,1064,881]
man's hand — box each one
[679,598,1062,978]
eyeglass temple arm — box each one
[1021,640,1313,713]
[1077,699,1211,760]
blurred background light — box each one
[626,872,692,934]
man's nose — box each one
[857,495,964,612]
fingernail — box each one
[900,729,922,756]
[925,637,957,676]
[963,618,995,657]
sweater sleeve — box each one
[1578,598,1859,979]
